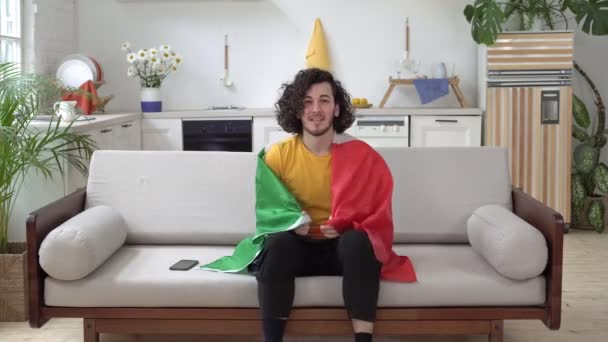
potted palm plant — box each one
[464,0,608,45]
[0,63,95,321]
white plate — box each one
[56,54,98,88]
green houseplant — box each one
[571,61,608,233]
[464,0,608,45]
[0,63,95,254]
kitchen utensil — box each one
[222,34,233,87]
[53,101,77,121]
[432,62,448,79]
[399,18,412,70]
[89,56,103,81]
[56,55,98,88]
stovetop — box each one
[207,105,246,110]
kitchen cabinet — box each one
[141,118,183,151]
[410,116,481,147]
[113,120,142,150]
[252,117,293,153]
[254,115,481,149]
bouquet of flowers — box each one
[122,42,183,88]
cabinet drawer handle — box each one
[435,119,458,123]
[100,129,113,133]
[121,123,133,128]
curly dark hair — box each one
[275,68,355,134]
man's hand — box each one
[320,225,339,238]
[294,224,310,236]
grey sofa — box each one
[27,147,564,342]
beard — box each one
[303,121,333,137]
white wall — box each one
[76,0,479,112]
[28,0,77,74]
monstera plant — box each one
[464,0,608,45]
[571,62,608,233]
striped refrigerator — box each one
[479,31,574,223]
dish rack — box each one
[56,54,113,113]
[379,76,469,108]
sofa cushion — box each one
[86,148,511,245]
[45,244,545,307]
[86,151,257,245]
[39,205,127,281]
[378,147,512,243]
[467,204,548,280]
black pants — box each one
[254,229,382,321]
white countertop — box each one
[28,113,141,133]
[142,107,482,119]
[27,107,482,131]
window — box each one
[0,0,21,64]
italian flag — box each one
[202,136,417,282]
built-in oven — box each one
[182,118,252,152]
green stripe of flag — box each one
[201,148,310,273]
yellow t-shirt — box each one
[264,136,331,239]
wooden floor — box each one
[1,229,606,342]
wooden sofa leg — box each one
[489,320,503,342]
[84,319,99,342]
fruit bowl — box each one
[353,103,373,108]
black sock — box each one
[355,332,372,342]
[262,316,287,342]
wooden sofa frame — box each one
[26,187,563,342]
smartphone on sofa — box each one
[169,259,199,271]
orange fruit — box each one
[352,98,361,105]
[360,98,368,105]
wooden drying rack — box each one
[379,76,469,108]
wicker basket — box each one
[0,242,28,321]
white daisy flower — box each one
[149,56,159,64]
[160,44,171,52]
[160,51,172,60]
[136,49,147,61]
[173,55,183,65]
[127,66,135,77]
[126,53,136,64]
[121,42,131,51]
[149,48,158,56]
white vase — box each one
[140,87,162,112]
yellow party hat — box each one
[305,18,330,71]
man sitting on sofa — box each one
[252,68,417,342]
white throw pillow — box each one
[467,204,548,281]
[39,205,127,280]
